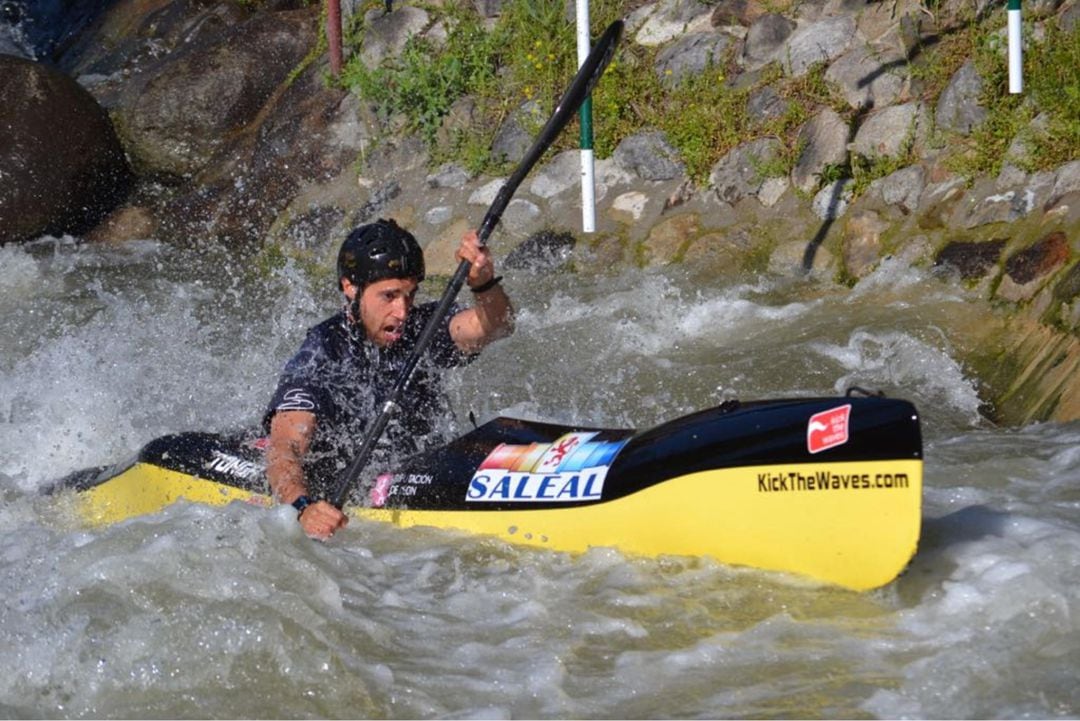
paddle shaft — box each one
[329,20,623,510]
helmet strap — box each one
[348,295,361,325]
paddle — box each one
[330,19,624,509]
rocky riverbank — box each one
[1,0,1077,424]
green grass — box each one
[336,0,1078,183]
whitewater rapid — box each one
[1,235,1077,718]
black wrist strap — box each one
[291,495,314,517]
[470,275,503,294]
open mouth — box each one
[382,324,402,343]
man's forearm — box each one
[471,284,515,341]
[266,448,308,504]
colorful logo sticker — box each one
[807,404,851,454]
[467,432,629,503]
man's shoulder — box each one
[305,311,350,346]
[283,311,350,368]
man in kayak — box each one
[263,218,514,539]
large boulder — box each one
[114,9,316,178]
[0,55,131,244]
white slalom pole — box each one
[1008,0,1023,94]
[576,0,597,232]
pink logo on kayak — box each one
[807,404,851,454]
[370,474,393,507]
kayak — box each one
[52,392,922,590]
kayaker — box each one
[263,218,514,539]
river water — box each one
[0,234,1077,718]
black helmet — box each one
[337,218,425,289]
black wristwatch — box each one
[291,495,314,517]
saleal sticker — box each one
[807,404,851,454]
[467,432,629,503]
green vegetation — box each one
[910,14,1080,180]
[1022,22,1080,170]
[336,0,1077,188]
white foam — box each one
[812,329,983,421]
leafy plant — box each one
[340,4,501,144]
[1023,21,1080,168]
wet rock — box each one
[250,73,369,185]
[683,227,754,273]
[643,213,699,265]
[843,209,889,277]
[504,229,576,270]
[156,62,372,249]
[1052,260,1080,326]
[934,238,1007,280]
[655,31,730,88]
[781,15,856,77]
[917,176,966,229]
[996,231,1071,302]
[709,137,783,204]
[771,236,836,278]
[741,13,795,69]
[792,108,849,194]
[118,9,316,178]
[0,55,131,244]
[613,131,686,181]
[86,205,157,243]
[936,60,988,136]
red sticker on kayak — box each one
[807,404,851,454]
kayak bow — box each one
[54,394,922,590]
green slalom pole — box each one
[576,0,597,232]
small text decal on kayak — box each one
[467,470,606,503]
[758,470,909,492]
[807,404,851,454]
[467,432,629,503]
[204,451,261,482]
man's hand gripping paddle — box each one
[330,20,624,510]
